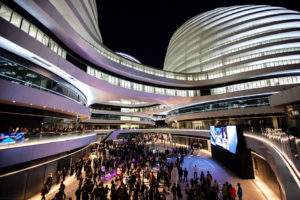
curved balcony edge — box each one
[0,79,90,118]
[0,133,96,169]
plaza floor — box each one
[30,152,270,200]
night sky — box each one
[98,0,300,69]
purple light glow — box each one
[101,170,117,182]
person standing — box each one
[75,186,81,200]
[228,184,237,200]
[237,183,243,200]
[206,171,212,186]
[176,184,182,199]
[40,184,48,200]
[193,165,198,179]
[183,168,188,182]
[222,183,228,200]
[178,167,183,182]
[171,165,179,186]
[172,183,177,200]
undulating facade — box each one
[0,1,300,199]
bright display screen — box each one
[210,125,238,154]
[0,132,25,144]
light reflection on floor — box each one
[253,176,280,200]
[180,155,267,200]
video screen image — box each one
[210,125,238,154]
[0,132,25,145]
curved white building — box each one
[164,5,300,73]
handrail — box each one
[245,133,300,188]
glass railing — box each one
[0,56,87,105]
[0,131,95,147]
[168,95,270,116]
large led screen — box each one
[210,125,238,154]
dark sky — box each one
[98,0,300,69]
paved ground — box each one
[178,154,267,200]
[30,150,268,200]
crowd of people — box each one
[40,133,243,200]
[184,169,242,200]
[263,128,299,158]
[263,128,291,142]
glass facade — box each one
[90,104,166,113]
[120,105,167,113]
[91,113,153,123]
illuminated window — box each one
[133,83,143,91]
[20,19,30,33]
[10,12,21,28]
[28,24,37,38]
[36,30,44,43]
[0,4,12,21]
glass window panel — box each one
[61,50,67,58]
[166,89,176,96]
[188,90,194,97]
[87,66,91,74]
[41,34,49,46]
[96,71,102,79]
[177,90,187,97]
[10,12,21,27]
[36,30,44,43]
[48,39,54,49]
[53,44,58,53]
[29,24,37,38]
[133,83,142,91]
[90,68,95,76]
[0,4,12,21]
[292,77,297,83]
[20,19,30,33]
[145,85,154,93]
[57,47,62,56]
